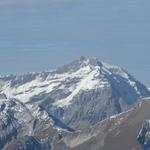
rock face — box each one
[6,136,42,150]
[138,120,150,150]
[55,98,150,150]
[0,97,73,150]
[0,97,33,150]
[0,57,150,129]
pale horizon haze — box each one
[0,0,150,86]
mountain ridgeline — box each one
[0,57,149,129]
[0,56,150,150]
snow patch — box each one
[54,66,109,107]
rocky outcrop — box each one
[138,120,150,150]
[0,97,73,150]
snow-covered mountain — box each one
[0,56,150,129]
[0,94,73,150]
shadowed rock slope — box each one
[55,98,150,150]
[0,95,73,150]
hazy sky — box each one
[0,0,150,85]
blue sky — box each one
[0,0,150,85]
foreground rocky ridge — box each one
[2,96,150,150]
[55,98,150,150]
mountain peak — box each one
[79,56,87,61]
[0,56,150,130]
[78,56,102,67]
[56,56,124,75]
[56,56,101,74]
